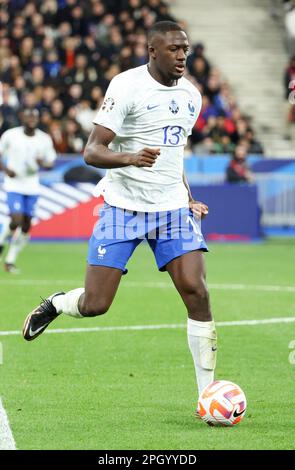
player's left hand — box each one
[37,158,53,170]
[189,200,209,219]
[36,158,45,167]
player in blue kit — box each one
[23,22,217,402]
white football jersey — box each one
[0,126,57,195]
[93,64,202,212]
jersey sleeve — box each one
[93,74,133,134]
[0,131,9,155]
[195,90,202,121]
[187,88,202,137]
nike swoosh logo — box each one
[29,322,50,337]
[147,104,160,110]
[233,408,245,418]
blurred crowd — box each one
[282,1,295,138]
[186,43,264,155]
[0,0,263,156]
[283,55,295,138]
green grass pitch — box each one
[0,239,294,450]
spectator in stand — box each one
[48,119,68,153]
[284,1,295,56]
[63,118,84,153]
[226,143,254,184]
[187,42,211,78]
[283,55,295,139]
[0,84,19,135]
[245,129,264,154]
[189,57,210,89]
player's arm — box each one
[84,124,160,169]
[36,159,54,170]
[0,153,16,177]
[183,170,208,219]
[36,135,57,170]
[0,154,4,172]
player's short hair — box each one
[147,21,185,44]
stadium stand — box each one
[0,0,262,157]
[171,0,295,157]
[1,1,295,240]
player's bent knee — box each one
[80,300,110,317]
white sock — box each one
[0,219,11,245]
[5,229,29,264]
[187,318,217,396]
[52,288,84,318]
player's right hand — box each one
[5,168,16,178]
[130,148,160,167]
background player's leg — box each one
[0,212,22,250]
[5,214,31,268]
[0,219,11,258]
[52,265,123,318]
[5,193,37,271]
[4,194,34,271]
[166,251,217,395]
[3,213,24,272]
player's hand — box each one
[5,168,16,178]
[36,158,53,170]
[189,200,209,219]
[36,158,45,167]
[129,148,160,167]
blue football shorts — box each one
[7,192,38,217]
[88,202,208,274]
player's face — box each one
[153,31,189,82]
[23,110,39,130]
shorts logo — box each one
[186,216,203,243]
[98,245,106,258]
[101,97,115,112]
[169,99,179,114]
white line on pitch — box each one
[0,279,294,293]
[1,316,295,337]
[125,281,295,293]
[0,398,16,450]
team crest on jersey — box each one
[188,100,195,116]
[169,100,179,114]
[101,97,115,112]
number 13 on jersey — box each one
[162,126,182,145]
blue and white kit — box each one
[88,64,207,273]
[88,203,208,273]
